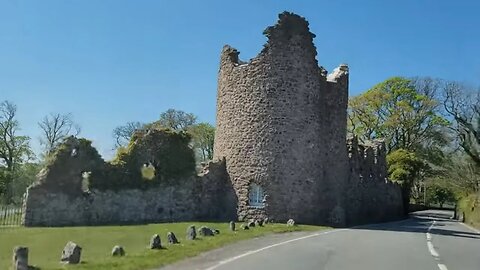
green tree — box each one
[0,101,34,203]
[427,184,456,208]
[188,123,215,162]
[113,109,198,148]
[9,162,41,204]
[435,156,480,194]
[150,108,197,131]
[348,77,448,154]
[387,149,427,213]
[112,110,216,164]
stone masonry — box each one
[22,135,236,227]
[213,12,403,226]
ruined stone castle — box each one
[22,12,403,227]
[213,12,403,226]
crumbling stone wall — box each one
[22,133,235,227]
[195,160,237,221]
[34,137,105,195]
[345,137,404,224]
[214,12,403,226]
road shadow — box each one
[351,210,480,240]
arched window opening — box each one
[248,184,265,208]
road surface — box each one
[159,210,480,270]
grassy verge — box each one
[458,193,480,229]
[0,222,326,270]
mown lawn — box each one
[0,222,326,270]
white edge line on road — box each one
[437,263,448,270]
[459,222,480,234]
[203,229,348,270]
[204,217,448,270]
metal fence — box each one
[0,205,23,226]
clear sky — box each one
[1,0,479,159]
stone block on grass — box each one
[111,245,125,256]
[61,241,82,264]
[12,246,28,270]
[150,234,162,249]
[167,232,179,244]
[287,219,296,226]
[186,225,197,240]
[198,226,215,237]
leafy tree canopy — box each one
[348,77,449,159]
[0,101,34,203]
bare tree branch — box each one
[38,113,81,156]
[441,81,480,166]
[112,121,144,148]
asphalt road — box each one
[159,210,480,270]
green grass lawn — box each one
[0,222,326,270]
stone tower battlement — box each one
[214,12,403,225]
[347,136,388,182]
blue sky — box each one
[1,0,479,159]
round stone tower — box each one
[214,12,349,225]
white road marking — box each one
[427,241,439,257]
[202,217,451,270]
[426,221,439,257]
[426,221,449,270]
[428,220,436,232]
[459,222,480,234]
[438,263,448,270]
[204,229,348,270]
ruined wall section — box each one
[23,136,235,227]
[345,137,404,225]
[194,159,238,221]
[214,12,338,224]
[33,136,105,195]
[23,181,196,226]
[322,65,350,225]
